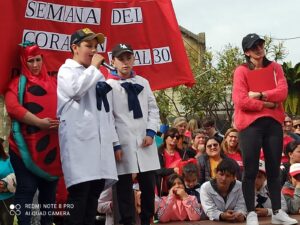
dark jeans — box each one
[116,171,156,225]
[239,117,283,212]
[64,179,105,225]
[9,150,58,225]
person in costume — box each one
[57,28,118,225]
[232,33,297,225]
[106,43,161,225]
[4,42,62,225]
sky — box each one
[172,0,300,66]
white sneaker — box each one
[272,209,298,225]
[247,211,259,225]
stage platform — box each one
[156,214,300,225]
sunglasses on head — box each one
[206,143,219,149]
[169,134,180,140]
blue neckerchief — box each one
[120,82,144,119]
[96,82,112,112]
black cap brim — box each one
[243,37,265,52]
[113,50,134,58]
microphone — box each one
[101,61,116,71]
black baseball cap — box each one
[111,43,134,58]
[242,33,265,52]
[71,28,104,45]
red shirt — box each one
[164,150,182,168]
[232,62,287,131]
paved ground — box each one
[156,214,300,225]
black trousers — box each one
[64,180,105,225]
[239,117,283,212]
[116,171,155,225]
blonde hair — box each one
[221,128,240,154]
[187,118,198,133]
[173,117,187,128]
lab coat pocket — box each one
[74,114,98,140]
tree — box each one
[282,62,300,115]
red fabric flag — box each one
[0,0,195,94]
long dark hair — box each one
[245,55,272,70]
[158,127,180,154]
[167,173,185,190]
[0,139,8,160]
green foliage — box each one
[177,45,244,126]
[282,62,300,115]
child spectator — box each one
[106,43,160,225]
[255,160,287,217]
[98,188,114,225]
[282,163,300,214]
[281,140,300,186]
[156,174,202,222]
[200,158,246,222]
[182,162,201,203]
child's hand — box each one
[91,54,105,68]
[174,187,188,200]
[233,212,245,222]
[114,149,123,161]
[255,208,268,217]
[220,210,236,221]
[142,136,153,147]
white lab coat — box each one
[107,75,160,175]
[57,59,118,188]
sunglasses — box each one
[249,41,264,51]
[294,124,300,129]
[206,143,219,149]
[169,134,180,140]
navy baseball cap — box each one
[111,43,134,58]
[242,33,265,52]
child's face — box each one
[112,52,134,77]
[289,146,300,164]
[72,39,98,67]
[172,178,185,189]
[184,174,198,189]
[215,171,235,191]
[255,171,266,191]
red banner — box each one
[0,0,195,94]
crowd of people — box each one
[1,29,300,225]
